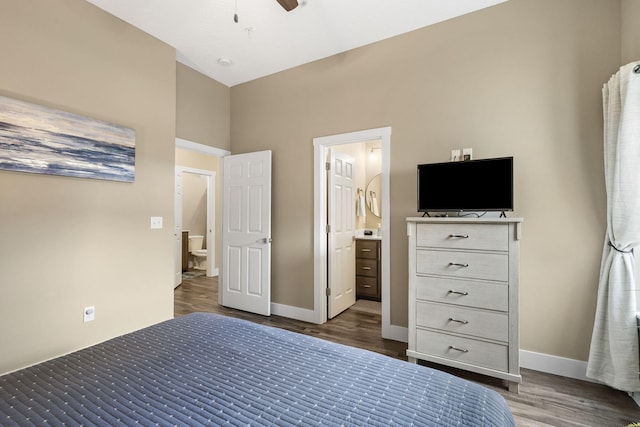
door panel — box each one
[221,150,272,316]
[328,149,356,319]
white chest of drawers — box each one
[406,217,522,392]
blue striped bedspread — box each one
[0,312,515,426]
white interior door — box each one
[174,169,183,289]
[328,149,356,319]
[221,150,272,316]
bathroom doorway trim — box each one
[313,127,405,342]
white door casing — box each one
[205,172,215,278]
[327,149,356,318]
[174,170,183,289]
[221,150,272,316]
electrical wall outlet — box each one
[150,216,163,229]
[451,149,461,162]
[84,306,95,322]
[462,148,473,161]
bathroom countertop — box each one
[355,231,382,240]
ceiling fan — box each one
[276,0,298,12]
[234,0,298,23]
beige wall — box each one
[0,0,176,374]
[231,0,620,361]
[176,63,231,151]
[175,148,222,270]
[622,0,640,63]
[182,173,208,240]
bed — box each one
[0,312,515,426]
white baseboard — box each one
[383,324,408,343]
[271,302,317,324]
[519,349,592,383]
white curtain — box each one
[587,62,640,392]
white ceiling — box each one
[86,0,507,87]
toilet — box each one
[188,235,208,270]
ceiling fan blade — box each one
[276,0,298,12]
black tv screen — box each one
[417,157,513,213]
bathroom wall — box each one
[182,173,208,243]
[364,140,383,230]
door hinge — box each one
[326,287,331,296]
[326,224,331,233]
[325,162,331,171]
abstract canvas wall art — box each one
[0,95,135,182]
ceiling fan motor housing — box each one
[277,0,298,12]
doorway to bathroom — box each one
[174,138,229,289]
[313,127,397,340]
[175,166,215,288]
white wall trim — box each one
[520,350,593,383]
[271,303,317,324]
[176,137,230,157]
[313,127,392,335]
[384,325,408,343]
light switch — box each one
[150,216,163,229]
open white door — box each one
[327,149,356,319]
[174,169,183,289]
[221,150,272,316]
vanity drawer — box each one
[356,259,377,277]
[356,276,379,299]
[416,249,508,282]
[356,239,379,259]
[416,329,508,372]
[416,223,508,251]
[415,276,508,311]
[416,301,508,342]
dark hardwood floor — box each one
[175,275,640,427]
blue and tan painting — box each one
[0,96,135,182]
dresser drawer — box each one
[416,249,508,282]
[356,239,379,259]
[356,276,379,298]
[415,276,508,311]
[356,259,377,277]
[416,223,508,251]
[416,301,508,342]
[416,329,508,372]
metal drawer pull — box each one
[448,262,469,268]
[448,346,469,353]
[361,266,372,270]
[449,234,469,239]
[448,317,469,325]
[448,290,469,296]
[363,285,372,288]
[361,248,372,252]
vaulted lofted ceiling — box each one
[86,0,508,87]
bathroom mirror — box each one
[365,173,381,217]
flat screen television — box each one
[417,157,513,213]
